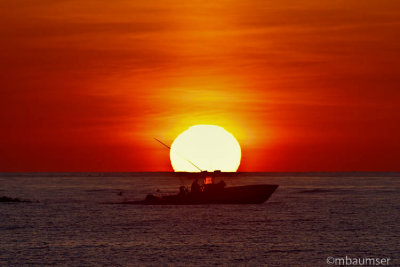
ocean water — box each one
[0,173,399,266]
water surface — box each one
[1,173,399,266]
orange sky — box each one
[1,0,400,172]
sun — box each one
[170,125,241,172]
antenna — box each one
[154,138,203,172]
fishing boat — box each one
[112,139,279,205]
[119,171,278,205]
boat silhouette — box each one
[126,171,278,205]
[124,138,278,205]
[119,139,279,205]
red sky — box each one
[1,0,400,172]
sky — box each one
[1,0,399,172]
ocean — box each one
[0,173,399,266]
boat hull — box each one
[118,184,278,205]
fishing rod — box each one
[154,138,203,172]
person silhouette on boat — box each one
[191,179,201,194]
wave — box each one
[297,189,333,194]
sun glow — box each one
[170,125,241,172]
